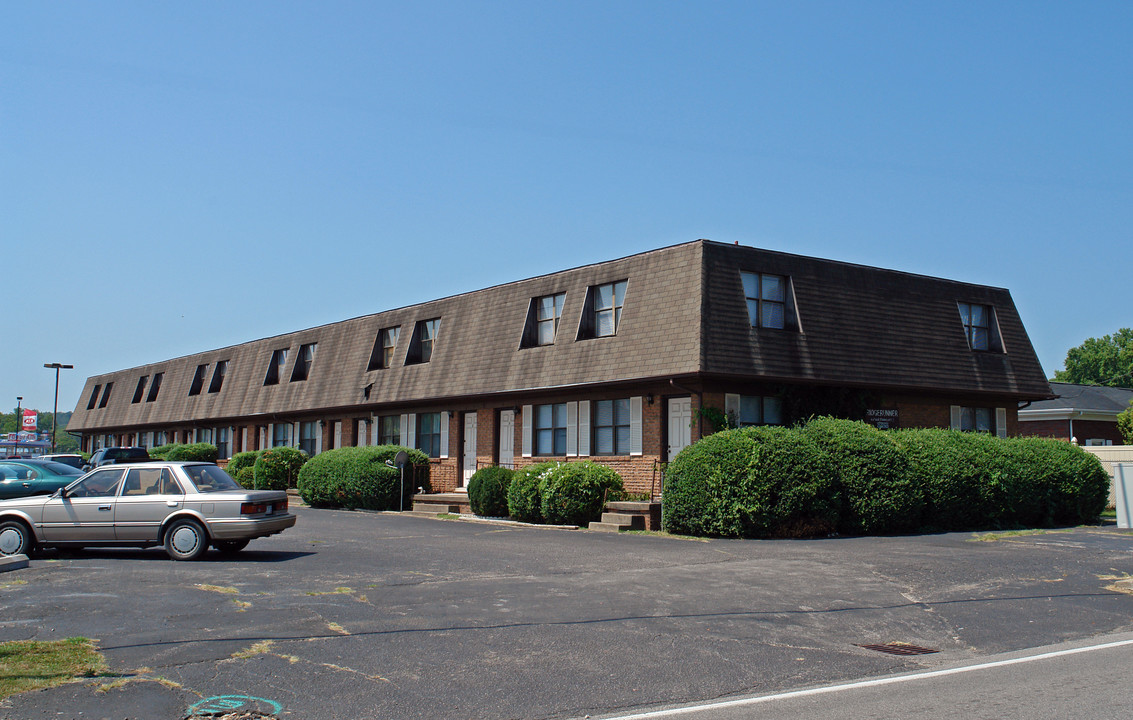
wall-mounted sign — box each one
[865,408,899,430]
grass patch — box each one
[971,528,1074,542]
[0,579,27,591]
[305,587,353,596]
[0,637,107,699]
[194,583,239,595]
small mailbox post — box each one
[386,450,411,511]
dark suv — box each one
[83,447,151,471]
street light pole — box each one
[43,363,73,454]
[14,396,22,458]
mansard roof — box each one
[68,239,1051,432]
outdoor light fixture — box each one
[44,363,74,453]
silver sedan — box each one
[0,462,296,561]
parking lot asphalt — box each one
[0,506,1131,720]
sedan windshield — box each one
[182,464,244,493]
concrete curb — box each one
[0,554,29,572]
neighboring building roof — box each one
[1019,382,1133,420]
[68,240,1052,432]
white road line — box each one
[598,637,1133,720]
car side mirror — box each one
[81,465,91,472]
[51,488,64,499]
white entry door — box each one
[461,412,478,490]
[667,397,692,461]
[498,410,515,469]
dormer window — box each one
[98,382,113,408]
[521,293,565,348]
[741,272,797,330]
[290,343,316,382]
[189,364,208,396]
[146,373,163,402]
[958,302,1002,352]
[577,281,627,339]
[264,348,288,386]
[407,319,440,365]
[208,360,228,393]
[132,376,148,404]
[368,327,400,370]
[87,385,101,410]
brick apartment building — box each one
[66,240,1053,495]
[1018,382,1133,446]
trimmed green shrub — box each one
[148,443,180,460]
[296,445,429,510]
[539,461,624,526]
[507,462,555,523]
[468,466,515,517]
[227,451,262,479]
[1003,436,1110,526]
[741,426,841,537]
[802,418,924,535]
[253,447,309,490]
[662,426,839,538]
[894,428,1002,530]
[235,466,255,487]
[165,442,218,463]
[662,428,761,537]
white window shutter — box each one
[407,413,417,449]
[578,401,591,456]
[267,423,273,448]
[725,394,741,428]
[371,416,379,446]
[566,402,578,457]
[996,408,1008,438]
[400,414,409,446]
[950,406,962,430]
[522,405,533,458]
[630,396,643,456]
[440,412,450,458]
[315,425,323,455]
[293,422,300,448]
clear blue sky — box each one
[3,1,1130,414]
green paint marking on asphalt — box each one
[189,694,282,714]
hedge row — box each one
[663,418,1110,538]
[296,445,430,511]
[147,443,218,463]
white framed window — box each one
[534,403,568,456]
[725,394,784,427]
[208,360,229,393]
[272,423,292,447]
[264,348,288,386]
[957,302,1001,352]
[189,364,208,396]
[408,319,441,364]
[950,405,1008,438]
[741,272,788,330]
[417,413,443,458]
[299,421,319,455]
[368,327,401,370]
[291,343,317,382]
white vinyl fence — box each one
[1082,446,1133,509]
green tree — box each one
[1052,328,1133,387]
[1118,402,1133,445]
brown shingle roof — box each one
[68,240,1051,432]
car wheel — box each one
[0,520,34,557]
[213,539,250,555]
[164,518,209,561]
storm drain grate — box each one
[856,642,939,656]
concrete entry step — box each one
[601,501,662,531]
[412,492,471,515]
